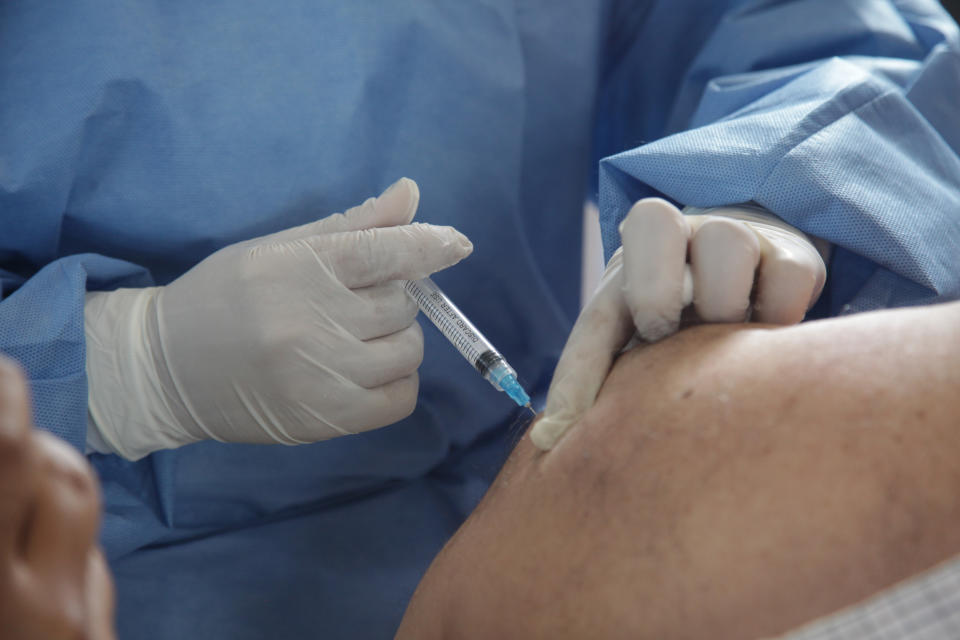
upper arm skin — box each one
[396,301,960,640]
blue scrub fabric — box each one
[0,1,958,638]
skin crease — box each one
[0,358,116,640]
[396,301,960,640]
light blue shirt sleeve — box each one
[597,0,960,316]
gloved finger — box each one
[752,232,825,325]
[347,323,424,388]
[689,216,761,323]
[339,281,420,341]
[315,222,473,289]
[313,177,421,235]
[24,432,100,590]
[0,359,36,558]
[530,259,634,451]
[348,372,420,434]
[619,198,692,342]
[259,177,420,243]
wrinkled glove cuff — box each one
[85,288,201,460]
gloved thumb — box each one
[529,258,634,450]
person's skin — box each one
[397,301,960,639]
[0,357,116,640]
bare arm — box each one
[398,301,960,639]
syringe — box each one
[404,277,533,412]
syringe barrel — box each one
[403,277,498,374]
[405,277,531,408]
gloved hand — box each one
[530,198,826,450]
[85,178,473,460]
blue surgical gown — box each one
[0,1,958,638]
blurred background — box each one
[945,0,960,20]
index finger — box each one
[312,222,474,289]
[620,198,692,342]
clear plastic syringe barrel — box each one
[404,277,494,367]
[403,277,530,408]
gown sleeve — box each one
[596,0,960,315]
[0,255,150,450]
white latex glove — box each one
[530,198,826,450]
[85,178,473,460]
